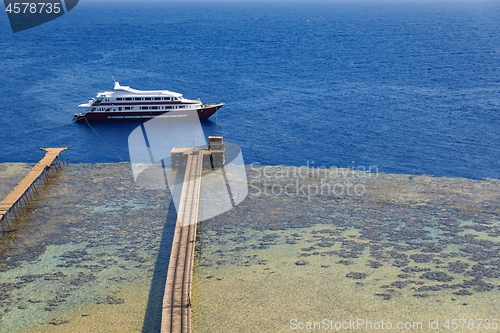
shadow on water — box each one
[200,118,222,137]
[141,197,177,333]
[141,164,187,332]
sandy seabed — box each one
[1,163,500,332]
[192,165,500,333]
[0,163,170,333]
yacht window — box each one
[116,98,123,101]
[165,106,172,109]
[141,106,148,110]
[165,97,171,101]
[125,107,131,110]
[179,106,185,109]
[135,97,142,101]
[154,97,161,100]
[125,98,132,101]
[145,97,152,100]
[151,106,158,110]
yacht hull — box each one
[75,104,222,122]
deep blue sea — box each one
[1,1,499,179]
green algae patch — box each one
[192,167,500,332]
[0,163,170,333]
[2,163,500,332]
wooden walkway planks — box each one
[0,148,68,230]
[161,150,204,333]
[176,151,203,228]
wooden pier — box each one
[0,148,68,232]
[161,137,225,333]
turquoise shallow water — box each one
[1,164,500,332]
[192,166,500,332]
[0,163,172,333]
